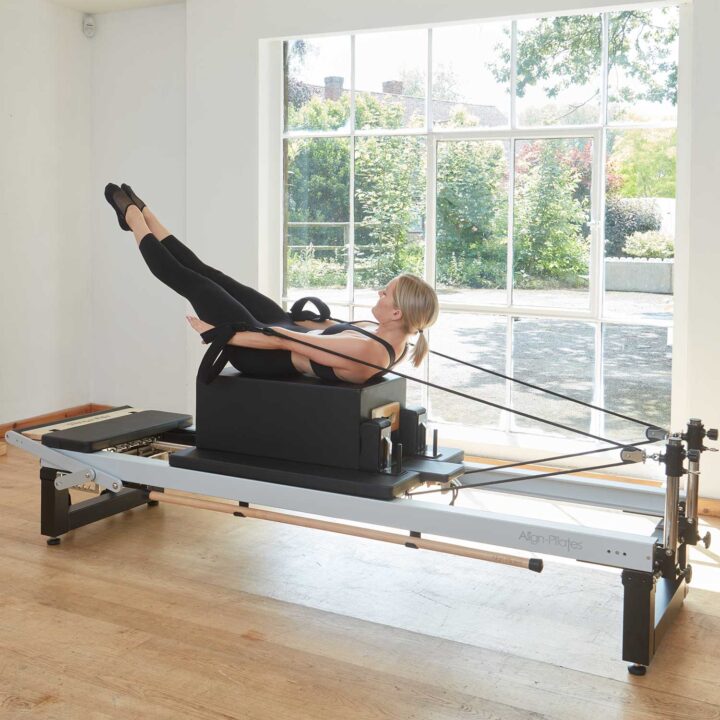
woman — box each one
[105,183,439,384]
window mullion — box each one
[348,34,356,314]
[510,20,517,130]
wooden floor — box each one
[2,446,720,719]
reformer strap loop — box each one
[289,296,331,322]
[198,322,258,385]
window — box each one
[282,7,678,445]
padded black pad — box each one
[169,446,421,500]
[196,369,407,470]
[41,410,193,452]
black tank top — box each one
[308,321,406,381]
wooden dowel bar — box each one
[147,492,543,573]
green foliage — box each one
[286,135,350,223]
[436,138,508,288]
[513,141,589,286]
[604,197,661,257]
[490,9,678,107]
[287,246,346,288]
[354,133,426,285]
[608,129,677,199]
[623,231,674,259]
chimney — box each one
[324,76,344,100]
[382,80,404,95]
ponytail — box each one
[409,329,429,368]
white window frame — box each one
[276,9,679,476]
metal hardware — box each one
[621,447,647,464]
[4,431,124,494]
[646,427,669,442]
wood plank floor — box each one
[2,446,720,719]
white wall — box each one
[0,0,93,423]
[90,2,190,414]
[186,0,720,496]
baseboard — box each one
[2,411,719,517]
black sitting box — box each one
[196,368,406,470]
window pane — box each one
[516,15,602,127]
[604,129,675,321]
[603,324,671,438]
[355,30,427,130]
[607,7,679,124]
[428,313,507,428]
[353,136,426,299]
[285,226,348,297]
[511,318,595,437]
[432,23,510,129]
[285,37,351,132]
[435,139,509,306]
[513,138,591,309]
[286,138,350,222]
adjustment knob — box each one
[702,532,712,549]
[707,428,718,441]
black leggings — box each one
[138,232,304,377]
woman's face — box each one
[371,278,402,323]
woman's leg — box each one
[140,205,288,323]
[126,207,260,327]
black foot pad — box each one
[47,537,61,546]
[628,664,646,676]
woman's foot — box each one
[104,183,135,231]
[121,183,146,212]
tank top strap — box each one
[322,322,396,364]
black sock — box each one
[121,183,146,212]
[104,183,134,231]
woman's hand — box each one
[186,315,214,342]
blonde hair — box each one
[393,274,439,367]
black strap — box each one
[198,322,255,385]
[289,296,331,322]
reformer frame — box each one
[6,409,714,675]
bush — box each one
[287,246,346,288]
[605,197,661,257]
[623,231,674,259]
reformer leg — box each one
[621,563,688,675]
[40,466,151,541]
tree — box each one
[489,9,678,110]
[514,141,589,286]
[607,129,677,198]
[436,133,508,288]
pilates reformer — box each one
[5,301,717,675]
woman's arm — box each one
[234,327,385,378]
[186,316,385,380]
